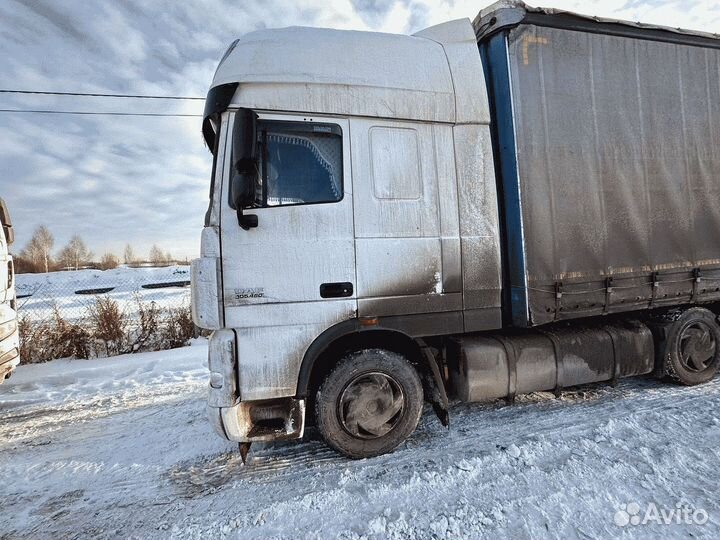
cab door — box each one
[219,113,356,399]
[349,118,463,332]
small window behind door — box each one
[255,122,343,207]
[370,127,422,200]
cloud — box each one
[1,0,719,260]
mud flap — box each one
[239,443,251,464]
[419,342,449,427]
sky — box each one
[1,0,719,260]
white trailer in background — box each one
[0,198,19,382]
[193,1,720,459]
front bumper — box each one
[209,398,305,442]
[0,303,19,382]
[0,348,19,381]
[205,329,305,442]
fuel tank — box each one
[448,320,655,402]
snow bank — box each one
[15,265,190,293]
[2,339,207,408]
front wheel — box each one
[315,349,423,459]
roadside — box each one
[1,343,719,539]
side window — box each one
[370,127,421,200]
[256,121,343,207]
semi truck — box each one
[192,1,720,459]
[0,198,19,383]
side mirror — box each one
[2,225,13,246]
[0,199,13,245]
[231,109,259,230]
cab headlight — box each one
[0,318,17,341]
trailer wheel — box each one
[315,349,423,459]
[661,307,720,385]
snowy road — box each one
[2,344,720,539]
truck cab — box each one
[192,19,502,456]
[0,198,19,382]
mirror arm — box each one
[236,207,258,230]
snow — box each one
[2,345,720,539]
[15,264,190,292]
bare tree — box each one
[20,225,54,273]
[99,252,120,270]
[149,244,164,265]
[123,244,135,265]
[58,235,93,271]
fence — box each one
[15,265,195,363]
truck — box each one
[192,0,720,459]
[0,198,19,383]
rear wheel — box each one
[315,349,423,459]
[660,307,720,385]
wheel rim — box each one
[678,321,717,373]
[338,372,405,440]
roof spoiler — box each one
[0,199,13,245]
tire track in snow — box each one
[0,379,205,442]
[157,378,720,539]
[2,366,720,539]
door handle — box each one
[320,282,353,298]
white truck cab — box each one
[193,19,500,456]
[0,198,19,382]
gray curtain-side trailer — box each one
[476,3,720,328]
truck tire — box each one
[661,307,720,385]
[315,349,423,459]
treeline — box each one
[14,225,182,274]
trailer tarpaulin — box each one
[482,13,720,325]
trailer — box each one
[476,3,720,327]
[192,1,720,459]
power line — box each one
[0,108,202,117]
[0,89,204,100]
